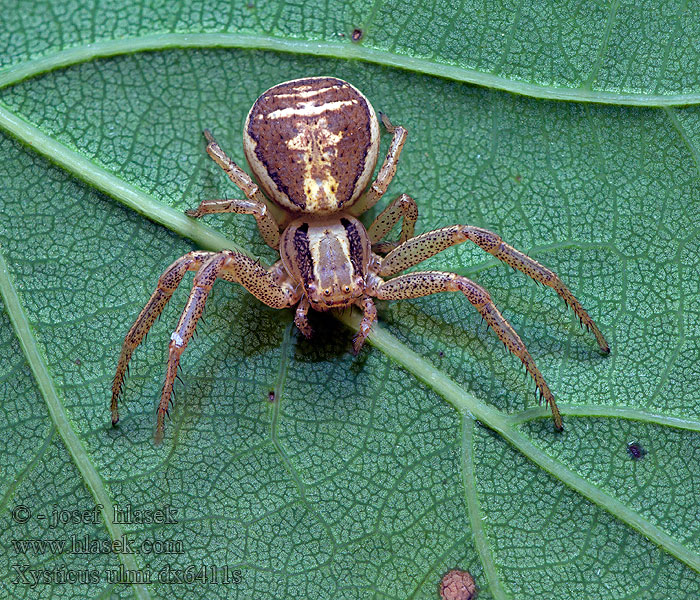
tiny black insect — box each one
[627,441,647,460]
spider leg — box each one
[349,114,408,217]
[186,198,280,249]
[294,295,313,339]
[370,270,563,430]
[351,296,378,354]
[378,225,609,353]
[200,129,286,237]
[155,253,300,442]
[367,193,418,254]
[111,250,214,427]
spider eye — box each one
[323,288,331,296]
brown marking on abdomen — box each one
[245,77,378,213]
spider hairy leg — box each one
[202,129,286,223]
[111,251,214,427]
[156,256,219,443]
[379,224,609,353]
[372,270,563,430]
[352,296,378,354]
[155,253,300,442]
[294,295,313,339]
[186,198,281,249]
[349,115,408,217]
[368,193,418,254]
[484,234,610,353]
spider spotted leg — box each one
[482,233,610,353]
[378,224,609,353]
[111,250,214,426]
[371,270,563,430]
[186,198,281,249]
[203,129,286,227]
[350,115,408,217]
[203,130,263,204]
[294,295,313,339]
[367,193,418,254]
[351,296,378,354]
[155,254,300,442]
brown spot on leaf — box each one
[268,390,276,403]
[439,569,477,600]
[351,28,363,42]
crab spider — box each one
[111,77,609,442]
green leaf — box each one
[1,2,699,599]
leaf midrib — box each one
[1,32,700,106]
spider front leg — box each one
[352,296,378,354]
[379,225,609,353]
[294,295,313,339]
[111,250,215,427]
[350,114,408,217]
[370,271,563,429]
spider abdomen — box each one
[243,77,380,215]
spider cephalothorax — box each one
[111,76,610,442]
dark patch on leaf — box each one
[627,441,647,460]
